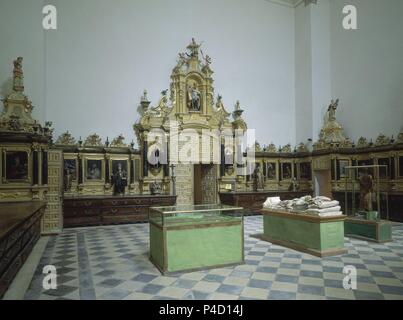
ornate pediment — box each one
[296,142,309,153]
[110,134,127,148]
[84,133,103,147]
[280,144,292,153]
[375,133,391,146]
[265,143,277,153]
[254,141,262,152]
[356,136,369,148]
[134,39,248,150]
[56,131,76,146]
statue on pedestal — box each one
[326,99,339,124]
[64,168,73,192]
[13,57,24,91]
[187,84,201,111]
[112,163,127,195]
[289,178,300,192]
[186,38,201,58]
[252,165,265,191]
[359,168,374,211]
[314,99,349,150]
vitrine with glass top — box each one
[149,204,244,274]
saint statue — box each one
[252,165,265,191]
[186,38,201,58]
[325,99,339,124]
[359,168,374,211]
[112,163,127,195]
[12,57,24,91]
[64,168,73,192]
[289,178,300,192]
[187,84,201,111]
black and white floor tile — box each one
[23,216,403,300]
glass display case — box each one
[149,204,244,274]
[343,165,392,243]
[343,165,389,219]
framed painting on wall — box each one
[281,162,292,180]
[338,160,349,179]
[86,159,103,181]
[300,162,312,180]
[266,162,277,180]
[4,151,29,182]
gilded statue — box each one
[111,134,127,147]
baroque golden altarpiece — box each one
[1,40,403,235]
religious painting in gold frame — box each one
[265,162,277,180]
[280,162,292,181]
[84,158,104,182]
[299,162,312,180]
[2,150,30,183]
[338,159,350,179]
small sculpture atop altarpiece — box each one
[313,99,349,150]
[232,101,247,131]
[111,134,127,148]
[375,133,391,147]
[0,57,52,138]
[56,131,77,146]
[84,133,103,147]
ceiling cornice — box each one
[264,0,316,9]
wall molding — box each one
[264,0,315,8]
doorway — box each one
[193,164,217,205]
[314,170,332,198]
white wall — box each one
[0,0,45,121]
[329,0,403,142]
[27,0,294,147]
[295,3,313,144]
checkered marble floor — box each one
[22,216,403,300]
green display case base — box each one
[261,209,347,258]
[149,257,243,276]
[345,217,393,243]
[149,218,244,274]
[257,234,348,258]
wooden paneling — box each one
[63,195,176,228]
[0,202,45,298]
[219,191,312,214]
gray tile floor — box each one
[21,216,403,300]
